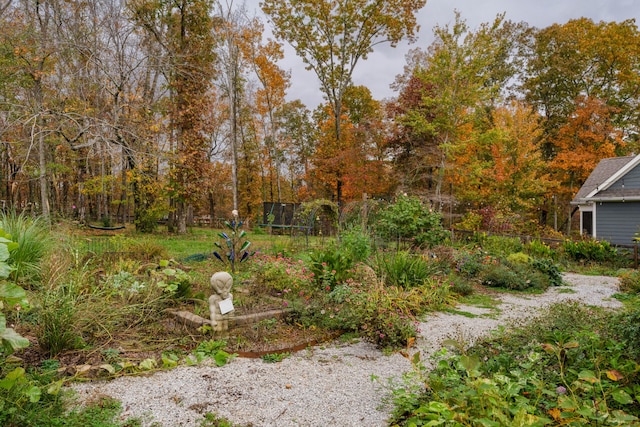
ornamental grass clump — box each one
[374,251,442,289]
[36,284,83,357]
[0,211,50,286]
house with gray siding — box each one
[571,154,640,245]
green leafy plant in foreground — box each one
[152,260,193,299]
[0,229,28,354]
[0,231,67,427]
[389,303,640,426]
[191,340,235,367]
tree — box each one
[340,85,395,199]
[239,17,290,203]
[9,0,61,224]
[524,18,640,157]
[273,100,315,200]
[387,70,440,194]
[130,0,216,233]
[261,0,425,203]
[450,101,552,215]
[550,96,625,200]
[392,12,529,209]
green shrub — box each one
[250,254,314,293]
[506,251,530,264]
[525,238,556,259]
[374,251,441,289]
[290,277,452,350]
[481,235,522,257]
[448,274,474,296]
[308,248,353,290]
[480,263,523,290]
[618,269,640,294]
[338,225,372,263]
[480,262,547,291]
[531,257,563,287]
[375,195,448,248]
[454,250,486,278]
[612,307,640,361]
[562,238,617,263]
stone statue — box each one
[209,271,234,333]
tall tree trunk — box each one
[37,117,50,222]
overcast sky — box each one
[246,0,640,109]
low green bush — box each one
[36,284,83,357]
[618,269,640,294]
[251,254,313,293]
[525,238,556,259]
[562,238,617,263]
[338,225,372,263]
[308,248,353,291]
[479,261,548,291]
[531,257,563,286]
[374,251,441,289]
[481,235,523,257]
[612,307,640,361]
[506,251,530,264]
[454,250,487,278]
[448,274,474,296]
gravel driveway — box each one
[70,273,622,427]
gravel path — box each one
[70,273,623,427]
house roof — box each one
[571,154,640,204]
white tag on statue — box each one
[218,298,234,315]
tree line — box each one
[0,0,638,234]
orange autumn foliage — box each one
[450,101,551,212]
[550,96,626,198]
